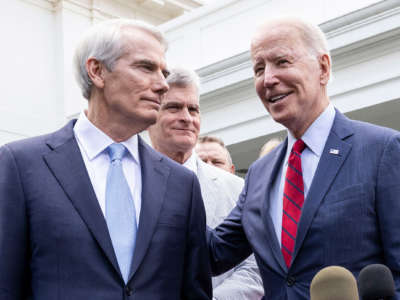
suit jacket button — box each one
[125,286,133,296]
[286,276,296,287]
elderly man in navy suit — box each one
[208,16,400,299]
[0,19,211,299]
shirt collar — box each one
[183,151,198,174]
[73,111,140,164]
[287,103,336,157]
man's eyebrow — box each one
[275,54,290,59]
[189,104,200,110]
[135,59,157,67]
[161,101,183,108]
[252,60,264,69]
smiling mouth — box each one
[173,128,194,134]
[268,92,292,103]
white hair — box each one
[291,18,330,59]
[255,16,331,62]
[73,18,167,100]
[166,67,201,96]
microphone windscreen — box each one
[310,266,359,300]
[358,264,395,300]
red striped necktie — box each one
[281,139,306,268]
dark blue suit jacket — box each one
[209,110,400,299]
[0,120,212,300]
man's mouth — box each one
[268,92,292,103]
[174,128,193,133]
[143,98,160,105]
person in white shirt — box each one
[148,67,263,300]
[196,135,237,174]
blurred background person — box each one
[259,138,281,158]
[196,135,236,174]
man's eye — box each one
[277,59,289,65]
[254,67,264,76]
[141,64,154,71]
[166,106,179,112]
[189,108,199,114]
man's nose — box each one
[153,72,169,95]
[179,108,193,122]
[263,67,279,88]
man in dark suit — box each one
[0,19,211,300]
[208,16,400,299]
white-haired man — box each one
[148,67,263,300]
[0,19,211,299]
[208,17,400,299]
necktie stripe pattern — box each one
[281,139,306,268]
[106,143,137,283]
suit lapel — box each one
[293,111,353,261]
[260,141,288,272]
[43,121,120,274]
[129,138,170,278]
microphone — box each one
[310,266,359,300]
[358,264,395,300]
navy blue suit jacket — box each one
[0,120,212,300]
[209,110,400,299]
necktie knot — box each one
[108,143,127,162]
[293,139,306,154]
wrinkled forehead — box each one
[165,85,200,104]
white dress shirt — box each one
[73,112,142,226]
[269,103,336,243]
[183,151,198,174]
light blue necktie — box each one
[105,143,137,283]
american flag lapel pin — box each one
[329,148,339,155]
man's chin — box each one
[173,138,196,152]
[130,113,158,131]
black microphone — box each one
[358,264,395,300]
[310,266,359,300]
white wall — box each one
[0,0,61,145]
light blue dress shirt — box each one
[73,112,142,226]
[269,103,336,244]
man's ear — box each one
[319,54,331,85]
[86,58,106,89]
[230,164,236,174]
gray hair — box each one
[166,67,201,95]
[290,18,331,60]
[73,18,167,100]
[255,16,331,62]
